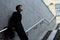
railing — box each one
[26,16,56,33]
[0,0,56,37]
[0,28,7,33]
[0,18,45,33]
[44,16,56,23]
[0,16,56,33]
[25,18,44,32]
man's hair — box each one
[16,5,22,10]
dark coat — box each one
[4,11,22,39]
[8,11,22,28]
[5,11,22,39]
[4,11,28,40]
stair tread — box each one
[42,30,52,40]
[54,30,60,40]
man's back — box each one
[8,11,22,27]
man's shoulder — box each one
[13,12,17,14]
[11,12,17,16]
[12,11,18,15]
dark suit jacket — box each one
[4,11,22,39]
[8,11,22,28]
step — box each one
[42,30,52,40]
[47,30,57,40]
[54,30,60,40]
[42,30,58,40]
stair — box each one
[42,30,52,40]
[54,30,60,40]
[42,30,60,40]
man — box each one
[8,5,28,40]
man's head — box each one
[16,5,23,12]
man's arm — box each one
[8,12,16,27]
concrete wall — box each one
[27,17,56,40]
[0,0,56,40]
[0,0,53,30]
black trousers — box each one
[14,25,28,40]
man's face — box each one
[18,6,23,11]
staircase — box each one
[42,23,60,40]
[42,29,60,40]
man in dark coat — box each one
[8,5,28,40]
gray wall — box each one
[28,18,56,40]
[0,0,56,40]
[0,0,54,30]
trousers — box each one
[14,25,28,40]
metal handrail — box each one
[0,18,44,33]
[0,0,56,33]
[44,16,56,23]
[0,16,55,33]
[0,28,8,33]
[25,18,44,32]
[41,0,56,23]
[49,16,56,23]
[26,16,55,32]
